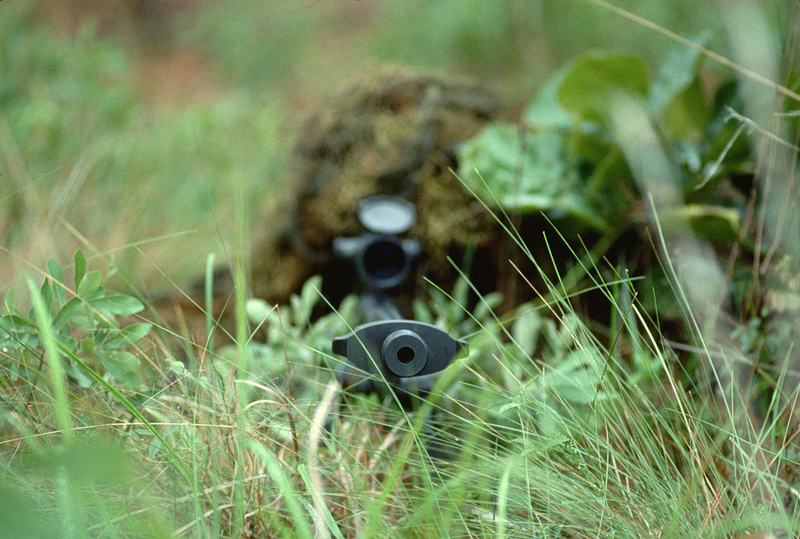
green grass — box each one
[2,0,800,537]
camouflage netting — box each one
[250,66,509,305]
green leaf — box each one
[77,269,103,297]
[461,124,558,198]
[507,192,609,231]
[557,52,649,124]
[52,297,83,330]
[497,401,524,415]
[46,258,66,305]
[95,349,141,388]
[473,292,503,322]
[2,287,16,313]
[659,204,741,244]
[89,294,144,316]
[55,333,78,357]
[101,350,140,371]
[47,258,64,284]
[101,323,153,349]
[512,308,542,356]
[73,249,86,290]
[660,76,708,141]
[298,275,322,325]
[246,298,274,325]
[0,314,32,329]
[412,301,435,325]
[524,66,576,131]
[80,337,94,355]
[460,123,608,230]
[546,353,599,405]
[648,33,709,117]
[38,280,53,312]
[289,275,322,328]
[69,314,96,333]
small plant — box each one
[459,45,748,246]
[1,250,152,390]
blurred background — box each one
[0,0,784,297]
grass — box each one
[7,227,798,537]
[2,0,800,538]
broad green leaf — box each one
[546,353,599,405]
[512,308,542,356]
[290,281,324,334]
[648,33,709,117]
[52,297,83,330]
[461,124,561,197]
[412,301,435,325]
[89,294,145,316]
[246,298,274,325]
[100,349,140,371]
[47,258,64,284]
[507,192,609,231]
[524,66,575,130]
[68,362,94,388]
[119,322,153,342]
[148,436,163,459]
[660,204,741,244]
[497,401,524,415]
[101,323,153,349]
[78,269,103,297]
[659,74,708,140]
[80,337,94,355]
[300,275,322,313]
[46,258,66,305]
[473,292,503,322]
[73,249,86,290]
[460,123,609,230]
[69,314,96,333]
[557,52,649,124]
[55,333,78,357]
[95,349,141,388]
[38,280,53,312]
[1,314,38,330]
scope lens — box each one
[363,239,406,284]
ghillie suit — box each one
[250,66,508,308]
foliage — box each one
[0,1,288,292]
[187,0,314,89]
[235,275,359,402]
[1,250,152,389]
[2,0,800,538]
[459,46,748,245]
[453,28,800,538]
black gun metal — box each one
[332,320,467,381]
[329,195,467,459]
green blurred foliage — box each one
[459,46,750,247]
[0,1,798,535]
[370,0,523,71]
[0,436,172,538]
[187,0,314,88]
[0,1,288,291]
